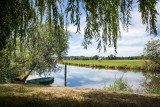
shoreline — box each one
[61,62,144,71]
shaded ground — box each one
[0,84,160,107]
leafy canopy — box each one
[143,39,160,71]
[0,21,68,82]
[0,0,159,52]
[144,39,160,62]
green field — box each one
[63,60,145,68]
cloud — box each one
[68,25,85,35]
[67,2,160,57]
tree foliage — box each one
[0,0,159,51]
[0,0,160,81]
[142,72,160,94]
[143,39,160,71]
[0,21,68,82]
[0,49,16,82]
[144,39,160,62]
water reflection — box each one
[28,65,160,93]
[64,66,144,91]
[28,64,160,93]
[141,71,160,94]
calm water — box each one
[27,64,160,92]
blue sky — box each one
[67,1,160,57]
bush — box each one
[107,76,133,92]
[143,61,160,72]
[143,39,160,72]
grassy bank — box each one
[63,60,144,70]
[0,83,160,107]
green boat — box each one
[27,77,54,84]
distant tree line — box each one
[64,55,145,60]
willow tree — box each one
[0,21,68,82]
[0,0,68,82]
[0,49,20,82]
[0,0,159,81]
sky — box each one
[66,1,160,57]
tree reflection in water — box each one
[142,71,160,94]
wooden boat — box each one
[27,77,54,84]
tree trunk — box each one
[21,62,37,82]
[21,70,32,82]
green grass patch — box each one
[64,60,144,66]
[63,60,145,70]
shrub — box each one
[107,76,133,92]
[143,39,160,72]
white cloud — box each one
[68,24,85,35]
[68,25,77,34]
[67,2,160,57]
[68,47,99,56]
[117,36,151,46]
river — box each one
[27,64,160,93]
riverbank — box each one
[62,60,144,70]
[0,83,160,107]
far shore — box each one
[61,60,145,70]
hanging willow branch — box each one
[138,0,159,35]
[0,0,159,52]
[81,0,133,52]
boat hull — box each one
[27,77,54,84]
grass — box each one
[63,60,144,70]
[63,60,144,66]
[0,83,160,107]
[107,76,133,92]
